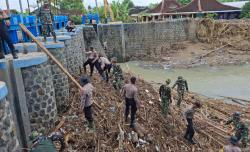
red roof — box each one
[148,0,182,13]
[171,0,240,13]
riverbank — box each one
[129,41,250,69]
[120,62,250,101]
[60,72,250,151]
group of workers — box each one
[81,48,248,151]
[158,76,249,151]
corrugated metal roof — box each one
[171,0,240,13]
[147,0,182,13]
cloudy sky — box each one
[0,0,162,11]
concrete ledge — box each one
[0,81,8,101]
[14,43,38,53]
[42,42,65,49]
[0,59,7,70]
[36,36,71,42]
[11,52,48,69]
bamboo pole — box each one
[19,24,101,109]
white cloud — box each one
[0,0,162,11]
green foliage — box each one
[59,0,86,14]
[241,1,250,18]
[111,0,132,22]
[178,0,191,5]
[148,3,159,9]
[122,0,134,9]
[205,13,218,19]
[71,15,82,25]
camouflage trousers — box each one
[236,129,249,148]
[41,24,56,42]
[177,90,184,107]
[161,96,171,115]
[112,77,123,90]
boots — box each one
[11,50,18,59]
[88,121,95,132]
[0,51,5,59]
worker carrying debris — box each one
[97,54,112,82]
[122,76,141,128]
[183,101,202,144]
[225,112,249,148]
[172,76,188,107]
[83,47,98,77]
[80,76,95,132]
[29,130,65,152]
[110,57,124,90]
[222,136,241,152]
[159,79,172,115]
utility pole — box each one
[27,0,31,14]
[5,0,10,14]
[19,0,24,23]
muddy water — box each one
[120,61,250,100]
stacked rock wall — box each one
[21,62,57,130]
[47,45,70,113]
[97,19,197,61]
[0,98,20,152]
[64,31,85,75]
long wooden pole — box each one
[19,24,101,109]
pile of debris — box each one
[55,73,250,152]
[196,18,250,52]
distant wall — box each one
[97,19,198,61]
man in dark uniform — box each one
[172,76,188,107]
[183,101,202,144]
[0,8,18,59]
[122,76,141,128]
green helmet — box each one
[165,79,171,84]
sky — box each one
[0,0,162,11]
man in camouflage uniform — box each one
[159,79,172,115]
[38,0,56,43]
[111,57,124,90]
[225,112,249,148]
[172,76,188,107]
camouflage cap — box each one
[178,76,183,79]
[194,101,202,108]
[165,79,171,84]
[233,111,241,118]
[80,76,90,86]
[229,136,238,145]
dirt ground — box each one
[53,73,250,152]
[140,41,250,69]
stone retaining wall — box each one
[0,99,20,152]
[64,31,85,75]
[97,19,197,61]
[47,46,70,113]
[21,62,57,130]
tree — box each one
[241,1,250,18]
[122,0,134,9]
[148,3,159,9]
[59,0,86,14]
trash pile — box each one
[196,18,250,52]
[54,73,250,152]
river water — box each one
[120,61,250,100]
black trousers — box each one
[102,64,112,82]
[0,24,15,54]
[84,105,93,123]
[125,98,137,125]
[83,59,95,76]
[65,26,74,32]
[185,118,195,140]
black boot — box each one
[188,139,196,145]
[0,51,5,59]
[11,50,18,59]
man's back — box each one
[224,145,241,152]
